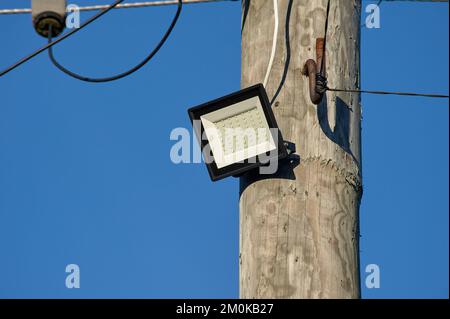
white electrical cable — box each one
[263,0,279,88]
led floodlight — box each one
[188,84,288,181]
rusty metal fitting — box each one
[302,38,328,105]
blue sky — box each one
[0,0,448,299]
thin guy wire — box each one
[327,88,449,99]
[320,0,449,99]
[0,0,238,15]
[320,0,331,76]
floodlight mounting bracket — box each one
[284,141,296,156]
[232,141,296,179]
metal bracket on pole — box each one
[302,38,328,105]
[284,141,296,156]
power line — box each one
[1,0,448,96]
[0,0,238,78]
[0,0,237,15]
[0,0,443,15]
[319,0,449,99]
[0,0,125,78]
[327,88,449,99]
[320,0,331,76]
[47,0,182,82]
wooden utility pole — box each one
[240,0,362,299]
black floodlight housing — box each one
[188,84,288,181]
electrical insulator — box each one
[32,0,67,38]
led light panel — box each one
[201,96,276,169]
[188,84,288,181]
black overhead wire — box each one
[241,0,250,35]
[0,0,448,96]
[320,0,331,77]
[319,0,449,99]
[270,0,294,105]
[0,0,124,78]
[48,0,183,82]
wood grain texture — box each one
[240,0,362,299]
